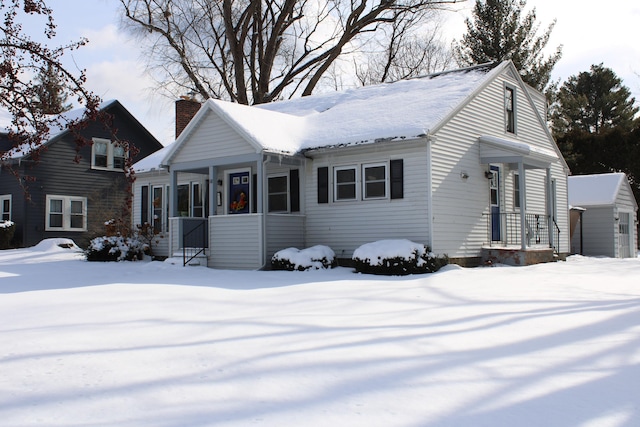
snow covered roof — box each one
[155,62,504,167]
[2,99,120,160]
[256,63,500,152]
[133,141,174,173]
[568,173,629,206]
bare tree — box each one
[119,0,462,105]
[0,0,102,160]
[354,15,454,85]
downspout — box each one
[579,210,584,255]
[426,134,435,250]
[546,167,553,249]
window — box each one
[153,186,164,232]
[319,161,403,203]
[91,138,126,170]
[192,183,204,217]
[177,184,190,216]
[0,195,10,221]
[513,173,520,209]
[363,163,387,199]
[334,166,357,201]
[268,175,289,212]
[46,195,86,231]
[505,86,516,133]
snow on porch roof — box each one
[568,173,627,206]
[219,62,503,154]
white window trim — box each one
[0,194,11,221]
[151,185,167,232]
[45,195,87,231]
[267,173,289,213]
[91,137,126,171]
[513,172,521,210]
[362,162,388,200]
[333,165,358,202]
[505,84,517,134]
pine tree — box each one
[552,64,639,136]
[454,0,562,90]
[32,64,73,115]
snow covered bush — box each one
[271,245,337,271]
[85,236,145,262]
[352,239,448,275]
[0,220,15,249]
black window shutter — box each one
[390,159,404,199]
[290,169,300,212]
[252,173,257,213]
[141,185,149,224]
[317,167,329,204]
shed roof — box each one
[568,173,630,206]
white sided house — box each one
[568,173,638,258]
[133,61,570,268]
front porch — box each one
[482,211,560,266]
[169,213,305,269]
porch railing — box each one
[182,218,208,266]
[484,212,558,251]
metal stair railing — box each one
[182,219,207,266]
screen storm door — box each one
[228,171,250,214]
[490,165,501,241]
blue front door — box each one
[490,165,501,241]
[228,171,250,214]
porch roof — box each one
[478,135,559,169]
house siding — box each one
[573,206,616,257]
[303,141,430,260]
[615,182,638,256]
[171,110,256,164]
[0,102,162,248]
[265,214,305,260]
[209,214,263,269]
[430,70,570,258]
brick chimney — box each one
[175,96,201,139]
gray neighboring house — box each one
[0,100,163,248]
[133,61,571,269]
[568,173,638,258]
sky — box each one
[1,238,639,426]
[27,0,640,146]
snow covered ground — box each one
[1,240,639,427]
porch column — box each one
[256,156,264,213]
[518,162,527,250]
[170,169,178,217]
[209,166,217,216]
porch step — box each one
[172,252,207,267]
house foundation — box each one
[481,247,556,266]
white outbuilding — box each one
[568,173,638,258]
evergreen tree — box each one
[454,0,562,90]
[32,64,73,115]
[552,64,639,136]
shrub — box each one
[0,220,15,249]
[352,239,448,275]
[85,235,145,262]
[272,245,337,271]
